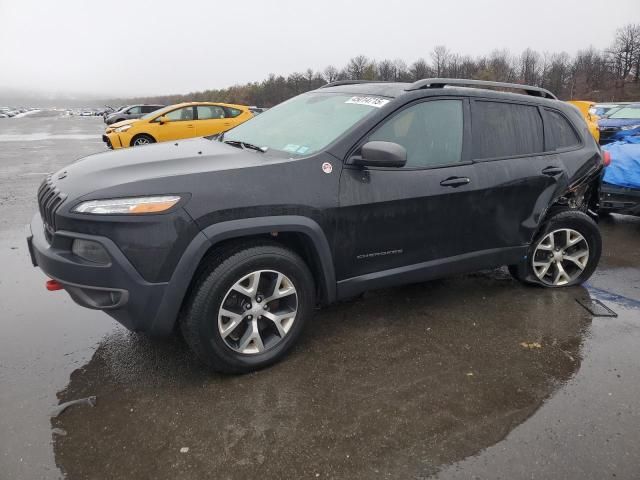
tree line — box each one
[113,23,640,107]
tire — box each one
[509,209,601,288]
[180,243,315,373]
[130,134,155,147]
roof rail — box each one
[405,78,558,100]
[320,80,393,89]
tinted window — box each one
[141,105,161,113]
[226,107,242,117]
[545,109,580,150]
[197,105,226,120]
[368,100,463,168]
[164,107,194,121]
[472,101,543,159]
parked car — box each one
[598,103,640,144]
[567,100,600,142]
[28,79,604,373]
[104,104,165,125]
[102,102,253,148]
[590,103,628,118]
[600,137,640,217]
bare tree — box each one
[347,55,371,79]
[410,58,430,80]
[607,23,640,80]
[520,48,541,85]
[377,59,396,81]
[431,45,451,77]
[323,65,339,83]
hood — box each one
[52,137,278,203]
[599,118,640,128]
[108,119,138,129]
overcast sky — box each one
[1,0,639,98]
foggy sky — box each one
[1,0,639,98]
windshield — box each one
[221,92,388,155]
[609,106,640,120]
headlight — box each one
[114,125,132,132]
[620,124,640,131]
[73,195,181,214]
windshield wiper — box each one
[223,140,267,153]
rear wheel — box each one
[180,243,315,373]
[130,134,155,147]
[509,210,601,287]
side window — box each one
[142,105,160,114]
[368,100,463,168]
[164,107,194,121]
[226,107,242,118]
[127,106,142,115]
[472,101,543,159]
[545,109,581,150]
[196,105,226,120]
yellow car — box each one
[567,100,600,143]
[103,102,253,149]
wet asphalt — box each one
[0,111,639,480]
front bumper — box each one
[27,212,171,333]
[103,132,129,149]
[599,128,640,144]
[601,183,640,216]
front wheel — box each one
[509,210,601,287]
[180,243,315,373]
[130,134,155,147]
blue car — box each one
[598,103,640,144]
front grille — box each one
[37,175,66,238]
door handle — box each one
[440,176,471,188]
[541,166,563,176]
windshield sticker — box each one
[345,96,390,108]
[283,144,300,153]
[297,146,310,154]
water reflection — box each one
[53,271,591,479]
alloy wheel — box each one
[218,270,298,354]
[133,137,150,146]
[532,228,589,286]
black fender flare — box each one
[149,216,336,335]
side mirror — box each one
[351,141,407,168]
[157,116,170,125]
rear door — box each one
[195,105,230,136]
[468,99,569,250]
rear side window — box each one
[368,99,463,168]
[225,107,243,117]
[545,109,581,150]
[197,105,226,119]
[472,101,543,159]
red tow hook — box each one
[46,279,63,291]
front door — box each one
[335,98,488,282]
[151,106,196,141]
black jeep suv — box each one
[28,79,604,373]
